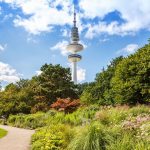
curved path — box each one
[0,125,35,150]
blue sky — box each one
[0,0,150,87]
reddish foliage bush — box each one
[51,98,80,113]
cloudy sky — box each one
[0,0,150,86]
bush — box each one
[51,98,80,113]
[106,133,135,150]
[7,113,47,129]
[129,105,150,116]
[63,105,100,126]
[68,122,109,150]
[32,124,75,150]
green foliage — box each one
[6,106,100,128]
[63,105,99,126]
[0,64,79,116]
[129,105,150,116]
[97,106,129,125]
[32,124,75,150]
[81,43,150,105]
[68,123,109,150]
[81,56,124,105]
[111,44,150,104]
[7,112,47,129]
[38,64,78,104]
[0,128,7,138]
[5,105,150,150]
[80,82,99,104]
[0,79,35,117]
[106,133,135,150]
[76,82,89,96]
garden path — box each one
[0,125,34,150]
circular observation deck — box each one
[68,54,82,62]
[66,43,84,53]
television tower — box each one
[66,6,84,84]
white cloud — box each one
[67,63,86,83]
[80,41,87,49]
[35,70,42,76]
[27,36,38,44]
[1,0,72,34]
[77,67,86,82]
[51,40,69,56]
[85,21,139,39]
[0,45,4,51]
[80,0,150,38]
[2,13,13,22]
[0,44,7,51]
[0,62,21,83]
[117,44,139,55]
[1,0,150,37]
[99,38,109,43]
[61,28,69,37]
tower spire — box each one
[73,5,76,27]
[71,4,79,43]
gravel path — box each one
[0,125,35,150]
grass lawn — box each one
[0,128,7,139]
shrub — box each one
[51,98,80,113]
[129,105,150,116]
[95,111,110,125]
[63,105,100,126]
[136,121,150,142]
[106,133,135,150]
[32,124,75,150]
[122,114,150,131]
[7,113,47,129]
[95,106,129,125]
[68,122,109,150]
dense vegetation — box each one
[0,43,150,149]
[6,105,150,150]
[0,128,7,139]
[0,64,79,117]
[81,43,150,105]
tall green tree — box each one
[0,81,35,117]
[111,44,150,104]
[36,64,78,105]
[81,57,124,105]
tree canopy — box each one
[111,44,150,104]
[37,64,78,104]
[81,43,150,105]
[0,64,78,116]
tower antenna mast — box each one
[73,5,76,27]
